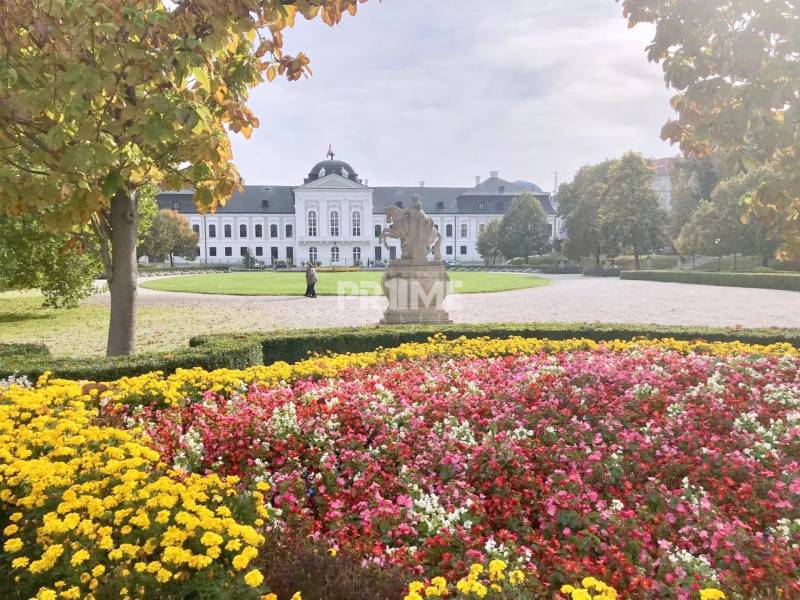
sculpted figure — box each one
[380,194,441,264]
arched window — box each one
[308,247,318,264]
[270,224,278,238]
[330,210,340,237]
[208,224,217,238]
[331,246,340,263]
[307,211,317,237]
[374,224,382,238]
[254,224,263,238]
[352,211,361,237]
[285,224,293,238]
[353,246,361,265]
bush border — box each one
[620,270,800,291]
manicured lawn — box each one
[140,271,549,296]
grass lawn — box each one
[140,271,549,296]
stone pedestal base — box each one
[380,261,452,325]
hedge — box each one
[192,322,800,368]
[4,322,800,382]
[0,335,262,381]
[621,270,800,292]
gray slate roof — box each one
[157,177,554,216]
[158,187,295,214]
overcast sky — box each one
[230,0,677,192]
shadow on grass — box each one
[0,312,51,324]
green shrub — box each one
[194,323,800,367]
[0,335,262,381]
[620,270,800,292]
[5,322,799,382]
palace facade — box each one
[156,152,559,266]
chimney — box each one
[419,181,425,188]
[490,170,499,179]
[474,175,481,186]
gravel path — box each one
[114,274,800,330]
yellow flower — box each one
[91,564,105,577]
[700,590,726,600]
[3,538,23,553]
[70,550,90,566]
[244,568,264,588]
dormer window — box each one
[341,167,349,178]
[478,201,486,211]
[436,201,445,210]
[261,199,270,209]
[498,185,505,194]
[319,167,326,177]
[395,201,403,208]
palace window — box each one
[479,223,486,234]
[172,200,180,211]
[239,224,247,237]
[192,224,199,234]
[460,245,467,255]
[307,211,317,237]
[224,224,232,238]
[240,247,248,257]
[446,245,453,255]
[286,224,293,238]
[460,223,468,238]
[330,210,340,237]
[352,211,361,237]
[478,201,486,211]
[256,247,263,256]
[353,246,361,265]
[209,247,217,257]
[445,224,453,237]
[309,247,318,263]
[208,224,217,238]
[331,246,340,263]
[270,224,278,238]
[255,224,263,238]
[224,247,232,257]
[374,224,382,238]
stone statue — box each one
[380,194,442,264]
[379,194,451,325]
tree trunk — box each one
[595,250,600,269]
[107,190,138,357]
[691,253,695,268]
[762,255,769,268]
[634,249,640,271]
[733,253,737,271]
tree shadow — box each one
[0,312,51,324]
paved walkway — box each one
[115,274,800,330]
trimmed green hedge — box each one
[0,335,262,381]
[193,322,800,367]
[4,322,799,382]
[621,270,800,292]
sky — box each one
[230,0,678,193]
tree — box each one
[0,0,366,356]
[557,160,615,268]
[140,209,199,266]
[598,152,667,270]
[0,216,100,308]
[476,219,503,265]
[498,193,552,261]
[668,157,720,240]
[619,0,800,260]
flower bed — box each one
[2,336,798,599]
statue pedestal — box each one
[380,260,452,324]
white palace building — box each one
[157,150,558,266]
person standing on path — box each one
[305,263,318,298]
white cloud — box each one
[230,0,677,191]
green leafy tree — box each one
[476,219,503,265]
[557,160,615,268]
[619,0,800,260]
[598,152,668,270]
[140,209,199,266]
[0,0,366,355]
[668,157,720,240]
[498,193,552,261]
[0,216,100,308]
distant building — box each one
[649,156,678,211]
[157,150,556,265]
